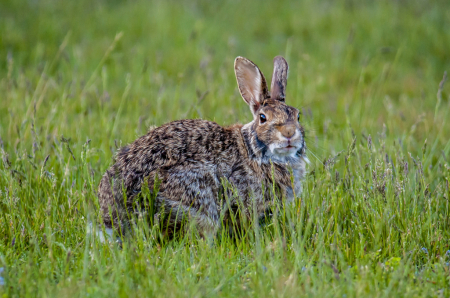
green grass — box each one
[1,0,450,296]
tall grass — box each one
[1,0,450,296]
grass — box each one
[1,0,450,296]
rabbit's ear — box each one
[270,56,289,102]
[234,57,270,115]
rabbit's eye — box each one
[260,114,267,123]
[297,114,300,122]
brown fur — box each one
[98,56,307,237]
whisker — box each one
[306,150,322,164]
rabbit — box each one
[98,56,307,238]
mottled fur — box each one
[98,56,307,237]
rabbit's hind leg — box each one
[158,166,222,238]
[193,206,220,239]
[154,196,220,240]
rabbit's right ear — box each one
[234,57,270,115]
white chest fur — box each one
[284,157,307,203]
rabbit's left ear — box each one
[235,57,270,115]
[270,56,289,101]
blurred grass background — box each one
[1,0,450,296]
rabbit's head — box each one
[235,56,305,162]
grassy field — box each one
[1,0,450,296]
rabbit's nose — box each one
[280,125,296,139]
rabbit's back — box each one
[117,119,241,174]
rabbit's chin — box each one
[272,146,299,157]
[267,144,304,164]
